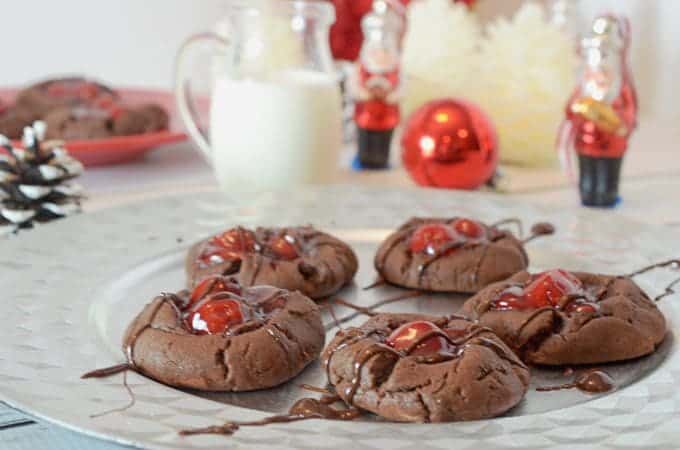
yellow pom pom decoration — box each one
[475,3,577,167]
[402,0,482,118]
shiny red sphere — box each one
[401,99,498,190]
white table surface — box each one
[2,140,680,450]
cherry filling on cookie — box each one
[181,275,286,335]
[188,298,249,335]
[267,234,299,260]
[197,227,303,268]
[198,228,259,267]
[408,218,488,256]
[186,275,242,309]
[44,79,124,119]
[491,269,598,314]
[45,79,109,101]
[386,320,460,356]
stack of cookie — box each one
[0,77,168,140]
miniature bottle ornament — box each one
[351,0,404,169]
[401,98,498,190]
[547,0,582,39]
[557,15,637,207]
[329,0,471,62]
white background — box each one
[1,0,678,122]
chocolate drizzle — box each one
[323,328,387,383]
[363,278,386,290]
[180,397,361,436]
[325,300,344,331]
[416,240,468,284]
[536,370,614,394]
[490,218,524,238]
[325,291,424,330]
[345,343,400,403]
[81,363,130,379]
[299,384,333,395]
[332,298,378,317]
[625,259,680,278]
[522,222,556,244]
[80,293,187,417]
[623,259,680,302]
[655,276,680,302]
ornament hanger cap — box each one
[581,14,626,51]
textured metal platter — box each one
[1,185,679,450]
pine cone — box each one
[0,121,83,234]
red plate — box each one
[0,87,187,167]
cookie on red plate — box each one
[16,77,117,117]
[375,217,531,293]
[187,226,359,300]
[44,106,113,140]
[460,270,667,365]
[0,105,39,139]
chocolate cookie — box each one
[460,270,667,365]
[123,280,325,391]
[375,217,529,293]
[187,226,359,299]
[0,105,38,139]
[322,313,529,422]
[113,104,169,136]
[15,77,117,117]
[44,106,113,140]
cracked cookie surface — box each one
[322,313,530,422]
[375,217,528,293]
[187,226,359,300]
[122,285,324,391]
[460,271,667,365]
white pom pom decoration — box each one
[475,3,577,167]
[402,0,482,118]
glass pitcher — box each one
[175,0,342,192]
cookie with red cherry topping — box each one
[123,277,324,391]
[15,77,117,117]
[0,105,39,139]
[113,104,169,136]
[375,217,529,293]
[322,313,529,422]
[44,106,113,140]
[186,226,359,299]
[460,270,667,365]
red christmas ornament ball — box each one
[401,99,498,190]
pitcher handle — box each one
[174,32,228,161]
